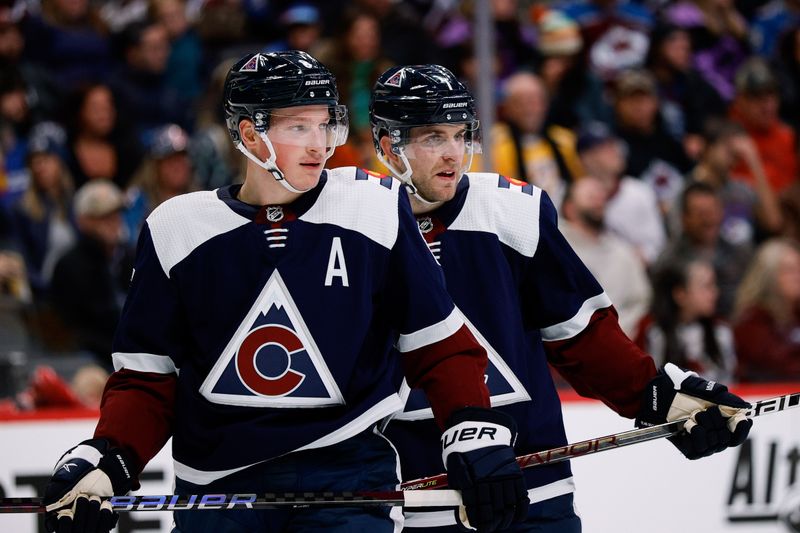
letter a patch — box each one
[200,271,344,407]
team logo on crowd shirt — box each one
[391,313,530,421]
[200,271,344,407]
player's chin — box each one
[292,163,324,188]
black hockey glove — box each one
[442,407,529,532]
[43,438,136,533]
[635,363,752,460]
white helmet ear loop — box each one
[234,131,310,194]
[377,139,438,206]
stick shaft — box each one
[401,391,800,490]
[0,490,463,514]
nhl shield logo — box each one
[266,206,284,222]
[200,271,344,407]
[239,54,260,72]
[417,217,434,234]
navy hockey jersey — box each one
[383,173,657,525]
[93,167,490,485]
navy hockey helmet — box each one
[369,64,479,158]
[224,51,347,145]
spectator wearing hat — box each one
[612,68,694,215]
[730,57,798,194]
[577,121,666,265]
[532,7,612,130]
[264,3,324,54]
[557,0,653,80]
[50,180,133,366]
[9,122,76,299]
[490,71,583,211]
[124,123,197,247]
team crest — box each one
[266,206,284,222]
[392,313,530,421]
[384,69,405,88]
[200,271,344,407]
[239,54,260,72]
[417,217,433,234]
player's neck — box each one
[239,166,304,206]
[410,194,444,215]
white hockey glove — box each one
[635,363,752,459]
[43,438,136,533]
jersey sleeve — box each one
[522,192,656,418]
[388,192,489,428]
[93,224,178,476]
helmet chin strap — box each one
[378,148,438,206]
[236,132,329,195]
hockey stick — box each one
[0,490,463,514]
[2,392,797,513]
[401,391,800,490]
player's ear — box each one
[379,135,399,165]
[240,119,259,149]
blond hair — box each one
[734,238,800,326]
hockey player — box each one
[40,52,529,533]
[369,64,753,532]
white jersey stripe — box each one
[540,292,613,342]
[112,352,177,374]
[396,307,463,353]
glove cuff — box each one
[441,407,516,465]
[98,445,137,495]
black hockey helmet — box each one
[224,51,346,147]
[369,64,479,158]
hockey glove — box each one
[43,438,136,533]
[635,363,752,460]
[442,407,529,532]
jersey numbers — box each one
[324,237,349,287]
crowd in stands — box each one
[1,0,799,412]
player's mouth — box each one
[435,170,457,180]
[300,161,322,169]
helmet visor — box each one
[397,122,481,175]
[266,104,349,152]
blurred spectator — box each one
[265,3,323,54]
[558,0,653,80]
[0,64,37,207]
[576,121,666,265]
[190,57,241,190]
[749,0,800,57]
[687,119,782,244]
[98,0,149,34]
[9,121,75,297]
[108,19,193,142]
[491,71,583,210]
[316,9,393,166]
[532,7,612,129]
[635,256,737,382]
[665,0,750,102]
[124,123,197,246]
[65,82,143,189]
[50,181,134,365]
[612,68,693,214]
[355,0,444,65]
[0,11,60,117]
[560,176,651,336]
[658,181,752,318]
[0,250,30,303]
[773,27,800,143]
[729,57,798,194]
[733,238,800,381]
[151,0,204,102]
[645,22,726,158]
[20,0,112,91]
[70,363,109,407]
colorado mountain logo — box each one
[200,271,344,407]
[392,313,530,421]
